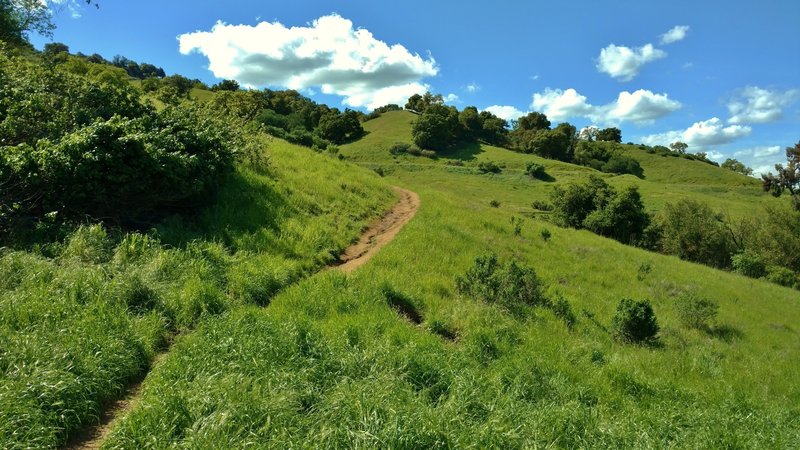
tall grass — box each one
[0,136,393,448]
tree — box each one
[405,91,443,113]
[478,111,508,145]
[512,128,571,160]
[762,141,800,210]
[658,199,735,267]
[212,79,240,91]
[578,126,599,141]
[316,109,364,144]
[458,106,483,139]
[411,104,458,150]
[721,158,753,176]
[597,127,622,143]
[669,141,688,154]
[516,112,550,131]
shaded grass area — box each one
[106,179,800,447]
[0,137,394,448]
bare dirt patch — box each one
[333,186,420,273]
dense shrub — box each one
[477,161,502,174]
[657,199,735,268]
[525,161,546,178]
[611,298,660,344]
[456,253,547,314]
[731,251,767,278]
[765,266,798,289]
[550,175,650,244]
[675,293,718,330]
[2,105,236,225]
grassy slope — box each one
[0,137,394,448]
[105,111,799,447]
[343,110,779,217]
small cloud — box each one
[705,150,726,162]
[466,83,479,93]
[728,86,800,124]
[682,62,694,69]
[483,105,525,121]
[444,93,460,103]
[596,43,666,81]
[641,117,751,147]
[531,74,539,81]
[660,25,690,45]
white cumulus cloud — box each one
[727,86,800,124]
[483,105,525,121]
[531,88,594,122]
[659,25,690,45]
[529,88,681,125]
[596,43,666,81]
[178,14,438,110]
[641,117,751,147]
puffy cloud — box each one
[531,88,593,122]
[178,14,438,109]
[483,105,525,121]
[444,93,460,103]
[641,117,751,147]
[529,88,680,124]
[596,43,666,81]
[599,89,682,124]
[727,86,800,124]
[466,83,479,93]
[659,25,690,45]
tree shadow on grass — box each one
[436,141,484,162]
[530,171,556,182]
[706,324,744,343]
[155,169,296,250]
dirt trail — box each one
[66,187,419,449]
[333,187,420,273]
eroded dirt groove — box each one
[66,186,419,449]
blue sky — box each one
[35,0,800,174]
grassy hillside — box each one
[0,136,394,448]
[100,111,800,447]
[343,110,779,217]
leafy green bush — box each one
[456,253,547,314]
[531,200,552,211]
[657,199,734,268]
[675,293,718,330]
[525,161,546,178]
[2,105,235,225]
[550,293,576,329]
[477,161,502,174]
[765,266,798,289]
[731,251,767,278]
[611,298,659,344]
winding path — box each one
[67,186,419,449]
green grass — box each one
[102,112,800,448]
[0,136,394,448]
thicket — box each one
[550,176,651,245]
[0,49,237,234]
[407,93,508,150]
[611,298,659,344]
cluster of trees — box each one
[407,93,508,150]
[0,46,237,233]
[721,158,753,176]
[508,114,643,177]
[638,142,719,166]
[550,176,651,245]
[762,141,800,210]
[548,174,800,289]
[110,54,166,79]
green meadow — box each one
[98,112,800,448]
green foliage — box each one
[404,91,443,113]
[316,109,364,144]
[657,199,735,268]
[411,104,460,150]
[550,293,576,329]
[721,158,753,176]
[731,251,766,278]
[761,141,800,210]
[675,293,719,330]
[765,266,798,288]
[511,128,572,161]
[477,160,502,174]
[550,175,650,244]
[611,298,659,343]
[597,127,622,143]
[516,112,550,131]
[525,161,546,178]
[2,105,236,224]
[540,228,551,241]
[456,253,548,315]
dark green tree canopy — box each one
[597,127,622,143]
[721,158,753,176]
[516,112,551,131]
[762,141,800,209]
